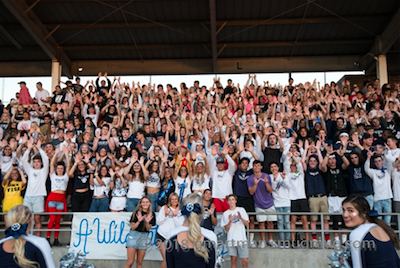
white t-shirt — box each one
[271,173,291,208]
[146,172,161,188]
[17,120,31,131]
[364,160,393,201]
[221,207,249,247]
[50,173,69,192]
[391,169,400,202]
[283,161,307,200]
[208,154,236,199]
[91,177,111,197]
[127,179,146,199]
[174,176,192,199]
[22,149,49,197]
[191,174,210,191]
[156,206,185,239]
[35,89,50,105]
[0,152,17,173]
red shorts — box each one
[213,198,229,213]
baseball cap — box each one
[216,156,225,164]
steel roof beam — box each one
[209,0,217,73]
[40,15,388,30]
[1,0,73,78]
[372,8,400,55]
[54,39,373,51]
[0,24,22,49]
[0,55,365,76]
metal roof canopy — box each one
[0,0,399,78]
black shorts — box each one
[157,233,166,243]
[237,196,255,214]
[291,199,309,213]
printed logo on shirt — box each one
[329,168,340,175]
[203,210,210,220]
[309,171,319,176]
[147,174,159,184]
[79,175,88,183]
[354,167,362,180]
[6,183,21,193]
[291,171,300,180]
[275,181,284,191]
[231,215,240,223]
[238,173,249,181]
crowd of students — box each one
[0,73,400,266]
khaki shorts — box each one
[255,206,277,222]
[308,196,329,221]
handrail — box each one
[0,211,398,250]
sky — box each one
[0,71,364,104]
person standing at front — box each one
[247,160,278,248]
[21,139,48,237]
[221,194,249,268]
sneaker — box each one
[268,240,278,248]
[312,239,319,249]
[250,240,257,248]
[53,238,62,247]
[325,239,332,248]
[258,240,266,249]
[285,241,290,249]
[279,241,284,249]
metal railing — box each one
[0,211,399,250]
[245,211,400,249]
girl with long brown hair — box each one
[124,196,155,268]
[342,194,400,267]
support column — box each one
[376,55,388,86]
[51,60,61,94]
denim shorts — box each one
[126,230,148,250]
[48,201,64,210]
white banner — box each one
[69,212,162,260]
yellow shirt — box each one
[3,181,25,198]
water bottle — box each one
[318,237,322,248]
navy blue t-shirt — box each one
[305,166,326,196]
[346,165,373,196]
[233,168,253,198]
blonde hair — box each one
[183,193,209,262]
[131,196,152,222]
[6,205,39,268]
[167,193,180,208]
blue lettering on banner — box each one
[73,219,93,254]
[73,217,130,254]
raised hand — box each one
[139,156,145,165]
[144,213,153,223]
[137,211,144,222]
[1,139,8,148]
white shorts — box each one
[109,197,127,211]
[328,196,346,213]
[255,206,277,222]
[23,196,45,213]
